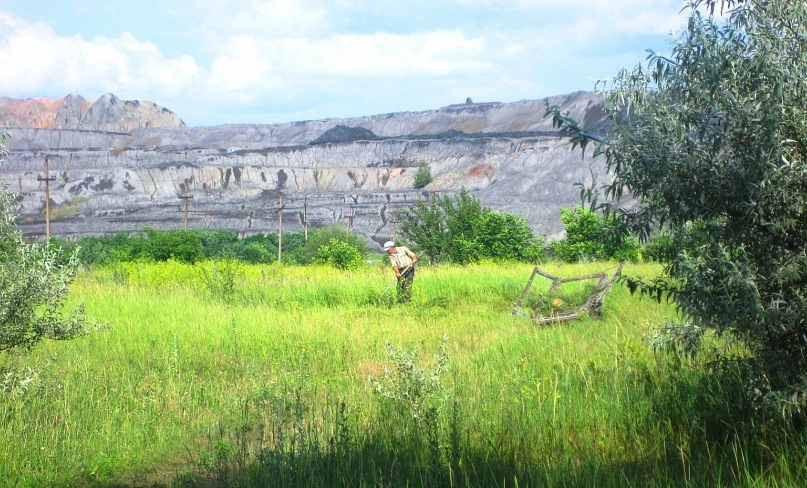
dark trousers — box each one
[397,267,415,303]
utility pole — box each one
[391,208,399,242]
[277,192,285,262]
[346,205,355,235]
[178,181,193,230]
[37,156,56,240]
[303,194,308,241]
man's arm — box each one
[404,248,418,263]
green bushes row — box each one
[51,204,660,268]
[399,189,652,265]
[400,188,546,264]
[549,207,643,263]
[51,225,369,268]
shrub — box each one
[413,161,433,189]
[1,133,91,354]
[197,230,239,259]
[314,238,365,270]
[290,225,368,265]
[401,188,544,263]
[550,207,641,262]
[143,229,204,264]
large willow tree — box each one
[548,0,807,413]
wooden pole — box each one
[178,181,194,230]
[346,205,354,235]
[277,192,284,262]
[37,156,56,240]
[303,194,308,241]
[391,208,399,242]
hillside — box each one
[0,93,185,132]
[0,92,607,247]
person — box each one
[383,241,418,303]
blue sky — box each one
[0,0,689,127]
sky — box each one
[0,0,690,127]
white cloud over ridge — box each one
[0,13,199,99]
[0,1,689,125]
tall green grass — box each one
[1,261,805,487]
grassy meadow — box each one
[2,260,806,487]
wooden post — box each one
[277,192,284,262]
[346,205,354,235]
[391,208,399,242]
[178,181,194,230]
[37,156,56,240]
[303,194,308,241]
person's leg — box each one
[399,268,414,303]
[397,276,406,303]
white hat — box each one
[383,241,395,251]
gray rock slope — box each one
[0,93,185,131]
[0,91,607,247]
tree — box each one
[546,0,807,411]
[400,188,543,263]
[550,207,642,263]
[314,238,365,270]
[474,212,544,262]
[290,225,367,265]
[413,161,433,189]
[0,134,90,354]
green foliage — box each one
[226,233,277,263]
[400,188,544,263]
[199,260,242,303]
[550,207,642,263]
[52,232,147,266]
[475,212,544,261]
[197,230,239,258]
[643,230,676,263]
[368,335,449,423]
[0,134,90,354]
[143,229,204,263]
[314,238,365,270]
[290,225,368,265]
[547,0,807,412]
[413,161,433,189]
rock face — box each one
[0,93,185,131]
[0,92,607,248]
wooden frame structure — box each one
[512,263,624,324]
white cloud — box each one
[0,12,200,99]
[450,0,686,36]
[209,36,274,93]
[204,29,490,102]
[0,0,695,125]
[312,31,489,77]
[192,0,331,48]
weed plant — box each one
[1,262,806,487]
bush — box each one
[1,134,91,354]
[550,207,641,262]
[413,161,433,189]
[474,212,543,262]
[313,238,365,270]
[222,233,277,263]
[143,229,204,264]
[401,188,544,263]
[197,230,239,259]
[290,225,368,265]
